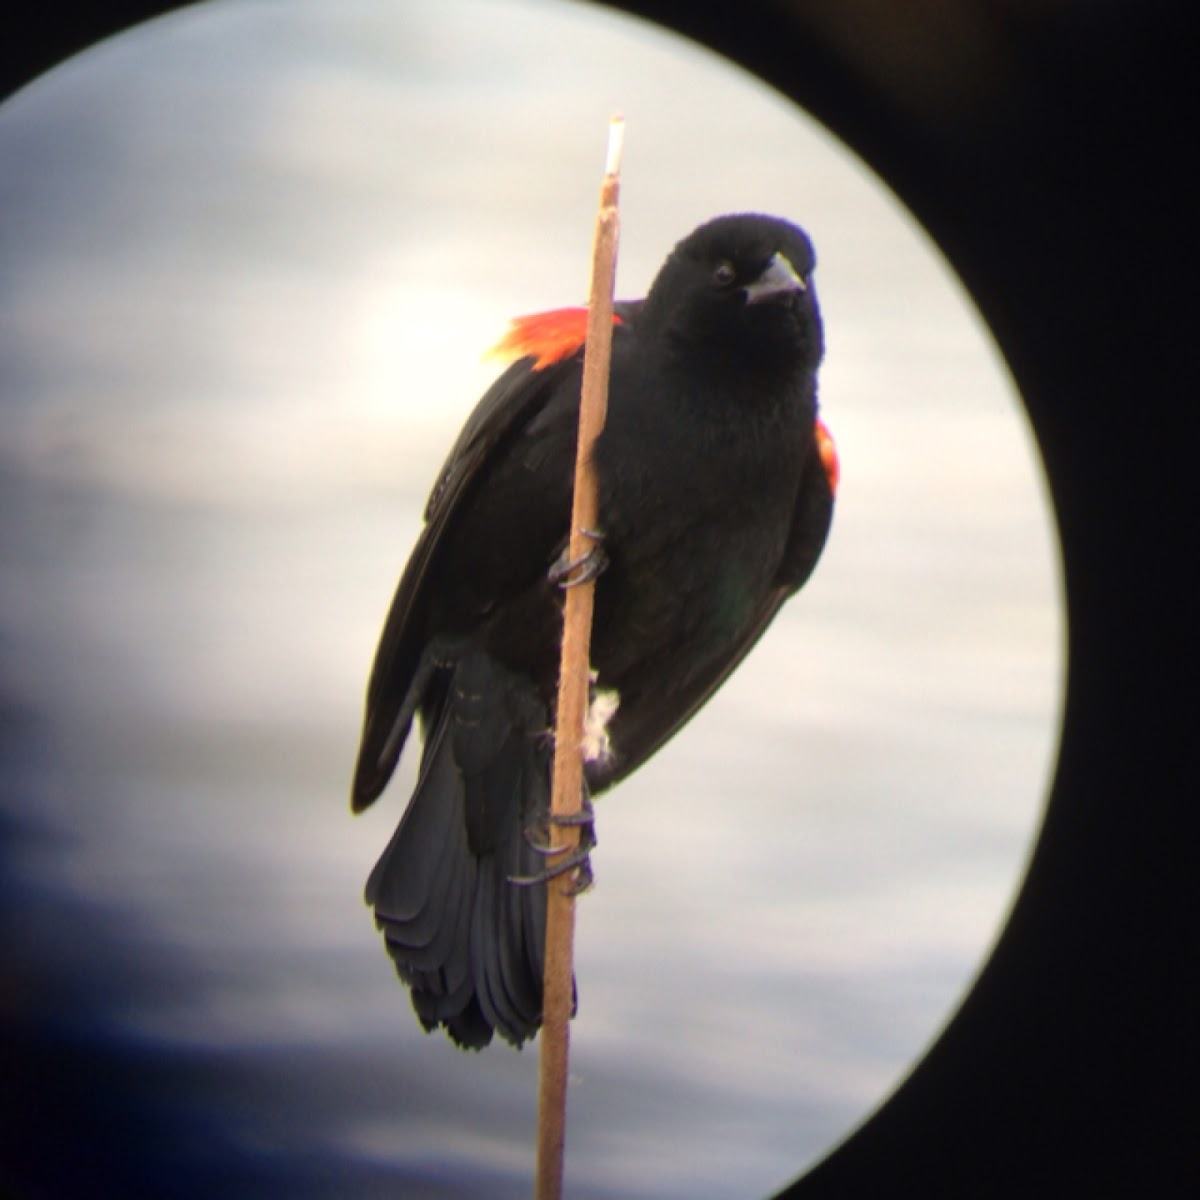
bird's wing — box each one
[352,354,579,809]
[352,306,635,811]
[594,423,837,791]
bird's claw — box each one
[508,844,594,894]
[548,529,608,589]
[509,797,596,892]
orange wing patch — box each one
[488,307,623,371]
[815,418,839,496]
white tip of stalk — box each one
[605,115,625,178]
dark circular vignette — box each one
[2,3,1195,1198]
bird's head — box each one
[643,213,823,374]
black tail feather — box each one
[364,648,560,1049]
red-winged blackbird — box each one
[352,213,837,1049]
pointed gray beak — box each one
[743,251,807,304]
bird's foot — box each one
[509,796,596,894]
[509,843,594,895]
[548,529,608,589]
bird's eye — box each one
[712,260,737,288]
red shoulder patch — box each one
[815,418,839,496]
[488,307,624,371]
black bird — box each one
[351,213,837,1048]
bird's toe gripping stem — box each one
[548,528,608,589]
[509,793,597,894]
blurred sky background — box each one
[0,2,1062,1197]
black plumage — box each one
[352,213,836,1048]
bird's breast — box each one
[589,401,805,685]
